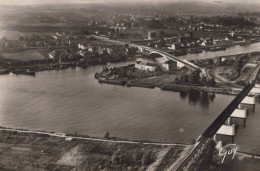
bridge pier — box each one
[215,124,235,145]
[225,117,232,125]
[230,109,247,127]
[249,87,260,96]
[239,96,256,112]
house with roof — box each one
[135,61,157,71]
[78,43,88,50]
[162,60,177,71]
[48,51,59,59]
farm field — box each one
[2,50,45,61]
[0,30,22,40]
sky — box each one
[0,0,260,6]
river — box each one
[180,42,260,60]
[0,62,233,142]
[0,42,260,156]
[0,61,259,155]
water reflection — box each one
[188,90,201,104]
[179,91,188,100]
[209,93,216,102]
[256,97,260,104]
[179,90,216,108]
[200,91,210,108]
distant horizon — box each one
[1,0,260,6]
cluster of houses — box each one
[130,31,236,53]
[19,32,71,48]
[173,20,260,37]
[135,58,178,72]
[48,41,140,62]
[48,49,74,62]
[148,31,240,50]
[77,42,139,59]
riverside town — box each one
[0,0,260,170]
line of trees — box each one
[175,69,216,87]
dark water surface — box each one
[0,44,260,155]
[0,62,234,143]
[181,42,260,60]
[0,63,259,155]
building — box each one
[79,50,86,57]
[200,41,206,46]
[135,61,157,71]
[162,60,177,71]
[148,31,157,40]
[106,48,114,55]
[78,43,88,50]
[48,50,70,62]
[88,45,98,53]
[48,51,58,59]
[230,31,235,37]
[168,44,176,50]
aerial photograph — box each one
[0,0,260,170]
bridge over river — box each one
[172,64,260,171]
[92,35,201,71]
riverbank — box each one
[2,126,255,171]
[97,76,245,96]
[0,127,189,171]
[0,126,190,147]
[0,49,131,76]
[95,51,260,96]
[160,83,240,95]
[221,153,260,171]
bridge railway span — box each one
[173,65,260,171]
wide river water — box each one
[0,42,260,155]
[181,41,260,60]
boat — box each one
[13,70,35,76]
[0,70,10,75]
[209,46,227,52]
[98,78,125,85]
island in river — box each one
[95,51,260,96]
[2,45,257,170]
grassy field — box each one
[0,130,186,171]
[0,30,22,40]
[121,28,227,41]
[2,50,45,61]
[20,31,56,36]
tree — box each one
[104,132,110,139]
[159,38,166,47]
[188,69,201,84]
[159,30,165,38]
[179,74,189,83]
[200,76,208,86]
[155,66,163,74]
[209,76,216,87]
